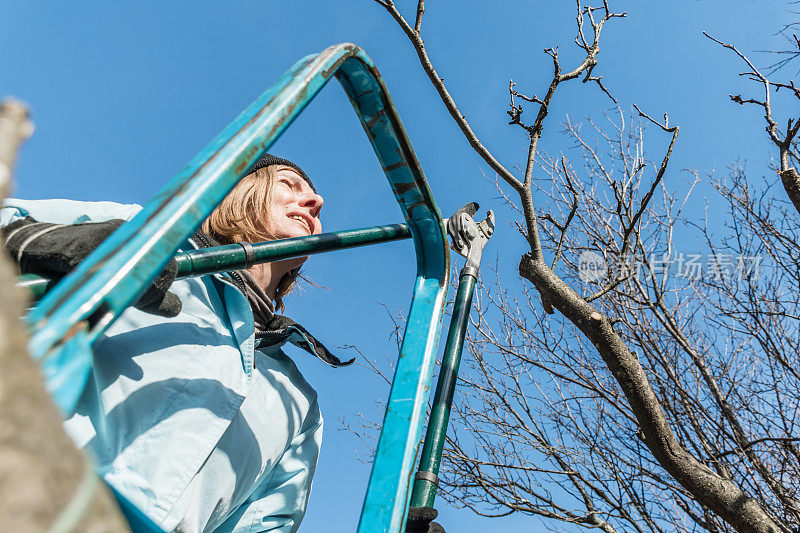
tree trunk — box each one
[0,97,129,532]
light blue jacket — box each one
[1,199,325,533]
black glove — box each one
[406,506,446,533]
[4,216,182,317]
[446,202,479,256]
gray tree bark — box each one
[0,97,129,532]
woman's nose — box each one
[300,192,324,217]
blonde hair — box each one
[201,165,300,311]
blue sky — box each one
[1,1,794,531]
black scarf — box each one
[191,231,353,367]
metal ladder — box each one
[23,43,488,533]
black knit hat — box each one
[248,153,315,192]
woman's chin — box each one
[278,256,308,271]
[278,229,312,240]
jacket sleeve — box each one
[216,401,324,533]
[1,198,142,227]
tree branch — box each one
[372,0,524,192]
[619,105,679,256]
[414,0,425,34]
[705,31,800,216]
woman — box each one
[1,154,351,532]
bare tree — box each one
[368,1,800,531]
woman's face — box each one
[266,166,323,239]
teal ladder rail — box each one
[25,43,450,532]
[18,223,414,302]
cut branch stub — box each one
[0,98,34,199]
